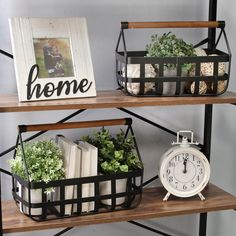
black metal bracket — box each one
[0,49,13,59]
[128,221,173,236]
[54,227,74,236]
[118,107,204,150]
[142,174,159,187]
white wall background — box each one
[0,0,235,235]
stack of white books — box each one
[56,135,98,215]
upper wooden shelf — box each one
[2,184,236,234]
[0,90,236,113]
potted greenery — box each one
[146,32,196,94]
[9,139,65,215]
[82,128,142,205]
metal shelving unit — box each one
[0,91,236,236]
[1,1,236,235]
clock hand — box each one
[183,158,187,174]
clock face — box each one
[160,147,210,198]
[165,153,205,192]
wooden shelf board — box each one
[2,183,236,233]
[0,90,236,112]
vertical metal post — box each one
[0,173,3,236]
[199,1,217,235]
[199,104,213,236]
[199,213,208,236]
[203,104,213,161]
[208,0,217,50]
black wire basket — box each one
[11,118,143,221]
[116,21,231,97]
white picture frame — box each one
[9,17,96,102]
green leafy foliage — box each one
[81,128,142,174]
[146,32,196,70]
[146,32,196,58]
[9,140,65,192]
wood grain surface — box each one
[0,90,236,113]
[126,21,221,29]
[19,118,130,132]
[2,184,236,233]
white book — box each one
[57,135,79,215]
[80,141,98,211]
[77,142,91,213]
[72,146,82,213]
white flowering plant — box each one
[9,140,65,192]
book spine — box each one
[89,147,98,211]
[79,144,90,213]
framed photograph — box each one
[9,17,96,101]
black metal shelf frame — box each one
[1,0,235,235]
[0,104,214,236]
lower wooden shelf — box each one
[2,183,236,234]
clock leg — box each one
[198,192,205,201]
[163,192,171,201]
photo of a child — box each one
[33,38,74,78]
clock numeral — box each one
[175,156,180,162]
[191,182,195,188]
[168,176,173,182]
[192,155,195,162]
[199,168,203,174]
[175,182,178,189]
[169,162,175,167]
[183,185,187,190]
[166,169,171,174]
[197,175,200,181]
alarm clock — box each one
[159,130,210,201]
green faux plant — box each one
[81,128,142,174]
[9,140,65,193]
[146,32,196,70]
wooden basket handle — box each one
[121,21,225,29]
[18,118,132,133]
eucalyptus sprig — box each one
[81,128,142,174]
